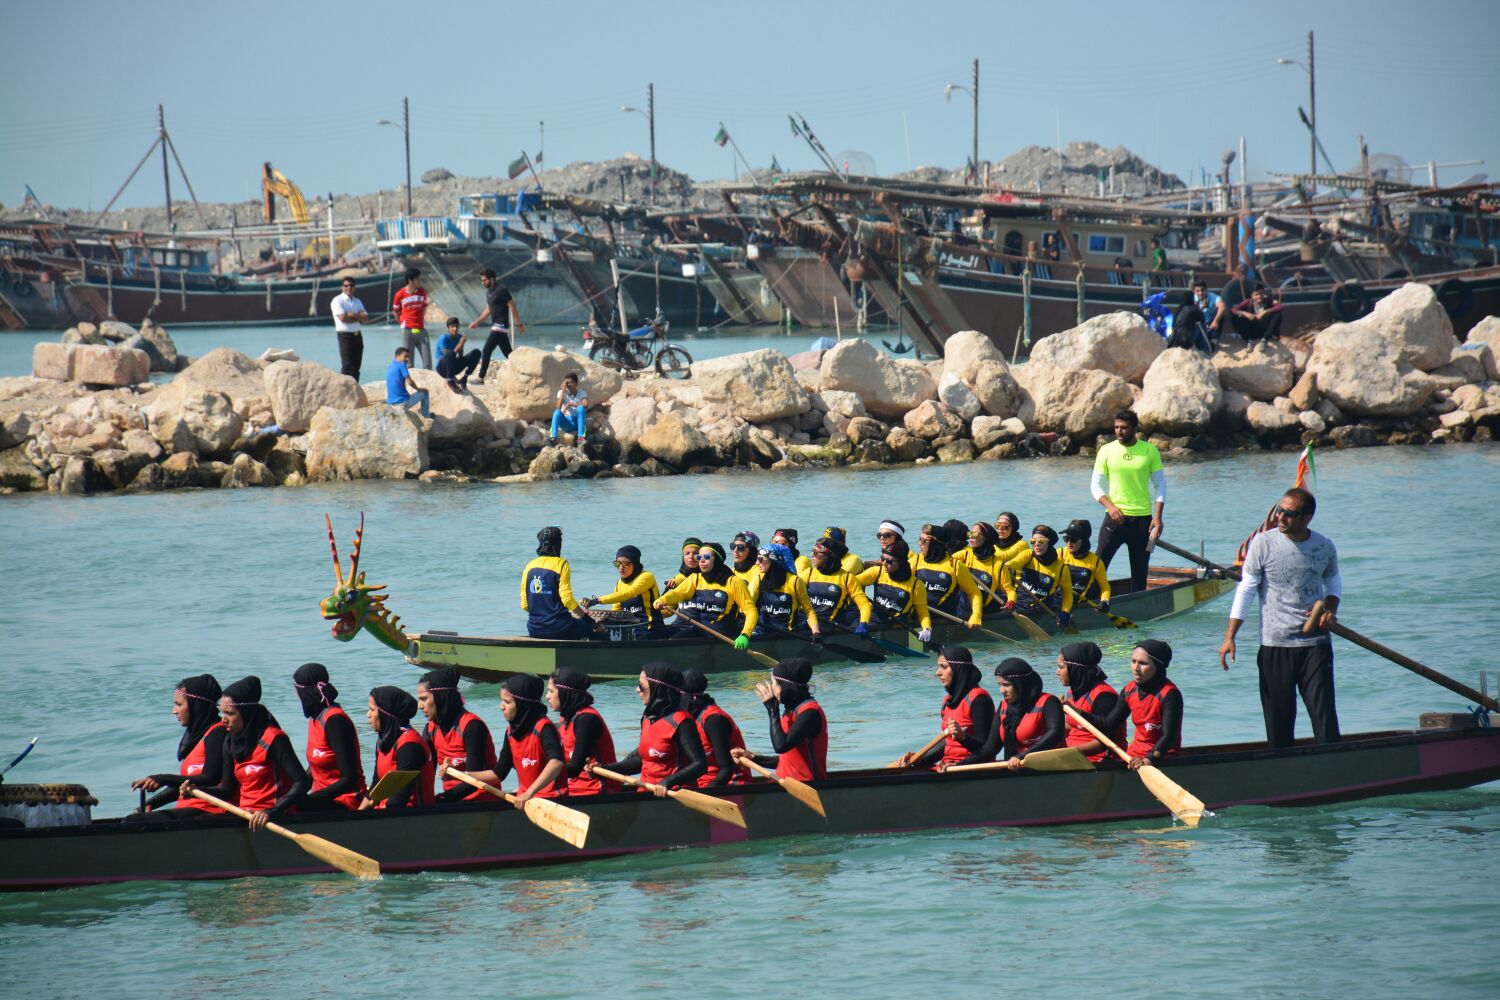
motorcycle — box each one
[580,311,693,378]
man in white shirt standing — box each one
[330,277,369,380]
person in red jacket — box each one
[360,685,434,809]
[1086,639,1183,768]
[293,662,367,811]
[128,673,227,820]
[680,668,749,787]
[734,657,827,781]
[600,663,707,793]
[1056,641,1125,763]
[418,667,497,802]
[548,667,618,795]
[466,675,566,807]
[184,675,308,830]
[392,267,432,368]
[899,646,994,770]
[970,657,1065,769]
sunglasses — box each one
[1276,506,1307,519]
[636,681,648,692]
[876,531,896,539]
[614,559,632,567]
[696,554,715,562]
[731,543,751,551]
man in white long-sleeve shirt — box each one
[1219,487,1342,747]
[1089,409,1165,593]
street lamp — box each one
[944,58,979,186]
[621,82,656,204]
[1277,31,1316,179]
[376,96,412,217]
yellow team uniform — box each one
[855,563,932,630]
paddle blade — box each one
[779,777,827,819]
[824,641,884,663]
[1012,612,1050,642]
[669,788,747,829]
[749,649,779,668]
[366,769,419,805]
[521,798,591,849]
[1020,747,1095,772]
[291,832,381,880]
[1137,764,1208,828]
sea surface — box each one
[2,442,1498,999]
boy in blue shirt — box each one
[434,317,481,392]
[385,346,430,417]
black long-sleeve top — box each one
[143,727,228,811]
[698,711,739,788]
[915,693,994,768]
[384,739,430,809]
[1094,685,1182,763]
[194,732,310,819]
[562,712,608,779]
[303,712,363,806]
[609,722,708,789]
[969,698,1066,764]
[492,726,565,786]
[436,718,497,802]
[747,697,824,769]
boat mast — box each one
[159,105,173,230]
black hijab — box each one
[969,522,998,561]
[176,673,222,761]
[942,519,969,552]
[996,658,1043,754]
[420,667,465,732]
[503,674,548,737]
[537,526,562,558]
[370,685,419,754]
[920,523,950,562]
[774,528,801,563]
[994,512,1021,544]
[680,668,715,717]
[293,662,339,719]
[1134,639,1173,693]
[881,544,913,583]
[758,552,788,593]
[223,675,281,762]
[697,542,731,586]
[641,662,685,721]
[939,646,982,709]
[1059,641,1108,697]
[772,657,815,714]
[550,667,595,720]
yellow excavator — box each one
[261,162,309,225]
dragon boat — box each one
[319,518,1235,683]
[3,714,1496,891]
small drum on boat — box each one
[587,609,652,642]
[0,783,97,828]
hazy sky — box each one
[4,0,1496,211]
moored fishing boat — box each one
[3,716,1494,891]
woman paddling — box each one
[655,541,758,647]
[664,537,702,590]
[801,535,874,636]
[463,676,566,806]
[1056,642,1124,764]
[582,545,663,634]
[293,663,367,811]
[361,686,434,809]
[521,526,595,641]
[1084,639,1183,769]
[771,528,808,576]
[1001,525,1074,628]
[680,669,749,788]
[130,674,227,820]
[952,658,1064,771]
[749,543,821,639]
[898,647,994,769]
[548,667,618,795]
[914,523,983,629]
[957,521,1009,617]
[183,676,309,831]
[1059,520,1111,614]
[605,663,708,793]
[419,667,497,802]
[855,546,933,643]
[733,657,828,781]
[993,512,1029,564]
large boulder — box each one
[1306,322,1438,417]
[606,395,661,451]
[32,342,76,381]
[174,348,270,416]
[128,319,181,372]
[972,415,1026,450]
[72,344,151,387]
[941,330,1006,384]
[1136,348,1223,433]
[404,369,495,443]
[1028,312,1164,383]
[61,324,107,346]
[1354,282,1459,371]
[1246,401,1299,435]
[144,380,245,454]
[0,446,45,490]
[968,359,1023,418]
[1428,348,1486,386]
[263,361,367,433]
[1465,315,1500,380]
[496,347,622,421]
[819,339,937,418]
[903,399,965,440]
[690,349,810,422]
[1212,340,1295,400]
[937,372,981,421]
[1013,361,1134,436]
[306,405,429,481]
[637,410,715,468]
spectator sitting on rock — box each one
[434,317,480,392]
[385,346,430,418]
[549,371,588,445]
[1230,285,1284,343]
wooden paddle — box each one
[440,766,590,849]
[365,769,419,806]
[1022,586,1080,634]
[945,747,1095,773]
[1303,600,1500,712]
[887,730,947,769]
[735,755,826,819]
[1154,538,1234,577]
[672,613,779,668]
[930,605,1020,644]
[1060,705,1206,827]
[973,579,1050,641]
[1080,594,1137,629]
[588,765,747,828]
[835,619,930,658]
[184,788,381,879]
[756,618,885,664]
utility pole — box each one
[158,105,173,229]
[648,82,657,205]
[1307,31,1317,181]
[971,58,979,187]
[402,96,413,217]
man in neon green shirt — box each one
[1090,409,1165,593]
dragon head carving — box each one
[320,514,409,652]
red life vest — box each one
[939,687,992,768]
[559,706,618,795]
[306,706,368,810]
[176,721,225,813]
[426,710,497,800]
[776,699,828,781]
[1064,682,1126,763]
[639,710,692,786]
[996,693,1059,755]
[235,725,296,813]
[507,717,564,799]
[696,702,748,787]
[374,727,434,809]
[1124,679,1182,758]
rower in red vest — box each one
[184,675,308,831]
[594,663,707,794]
[292,663,367,811]
[898,646,994,770]
[467,675,566,805]
[360,685,434,809]
[1088,639,1183,768]
[548,667,619,795]
[734,657,828,781]
[680,668,749,787]
[418,667,497,802]
[129,673,228,820]
[1056,641,1126,764]
[970,657,1065,770]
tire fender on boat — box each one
[11,279,33,297]
[479,225,497,244]
[213,275,231,292]
[1329,281,1369,322]
[1435,277,1473,320]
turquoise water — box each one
[3,446,1499,998]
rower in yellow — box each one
[655,541,758,647]
[915,524,983,629]
[1059,519,1111,616]
[748,544,821,639]
[956,521,1010,619]
[728,531,762,591]
[992,512,1030,564]
[580,545,664,634]
[856,546,933,642]
[664,537,702,590]
[1001,525,1073,627]
[820,526,866,574]
[871,520,919,571]
[800,535,874,636]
